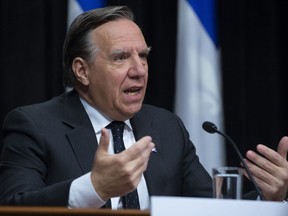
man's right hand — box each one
[90,128,154,201]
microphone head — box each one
[202,121,218,134]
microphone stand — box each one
[215,129,264,200]
[202,121,264,200]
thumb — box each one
[97,128,110,153]
[277,136,288,159]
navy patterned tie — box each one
[107,121,140,209]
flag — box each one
[67,0,106,27]
[175,0,225,175]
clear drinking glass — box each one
[212,166,242,200]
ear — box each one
[72,57,90,86]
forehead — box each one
[92,19,147,49]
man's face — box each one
[80,19,149,121]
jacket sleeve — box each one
[0,108,72,206]
[175,115,213,198]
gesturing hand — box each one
[244,136,288,201]
[90,128,155,201]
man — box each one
[0,6,287,209]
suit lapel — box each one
[131,109,168,196]
[62,91,97,174]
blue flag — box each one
[67,0,106,27]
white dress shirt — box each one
[68,97,150,209]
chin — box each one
[123,104,142,118]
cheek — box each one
[95,73,122,97]
[143,73,148,85]
[90,66,111,85]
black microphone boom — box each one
[202,121,264,200]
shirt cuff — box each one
[68,172,106,208]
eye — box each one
[113,54,128,62]
[139,52,149,60]
[139,47,151,60]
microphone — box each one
[202,121,264,200]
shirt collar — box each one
[79,97,132,133]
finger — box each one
[97,128,110,153]
[246,149,269,168]
[123,139,154,174]
[243,158,287,201]
[277,136,288,159]
[131,141,155,172]
[243,168,274,199]
[243,158,272,185]
[124,136,154,160]
[120,140,154,185]
[254,144,284,167]
[246,149,280,179]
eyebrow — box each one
[111,46,152,55]
[143,46,152,54]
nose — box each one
[128,55,148,78]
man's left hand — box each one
[244,136,288,201]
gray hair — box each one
[63,6,134,87]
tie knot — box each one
[107,121,125,134]
[107,121,125,140]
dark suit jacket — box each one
[0,90,212,206]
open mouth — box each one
[124,87,142,96]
